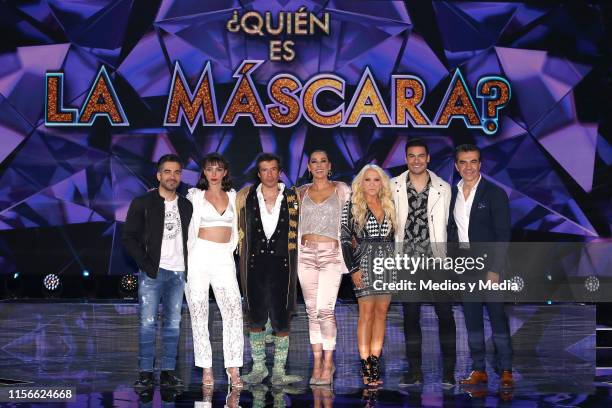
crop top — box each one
[199,194,234,228]
[300,189,341,239]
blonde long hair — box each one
[350,164,396,234]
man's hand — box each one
[486,271,499,284]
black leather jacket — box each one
[122,189,193,279]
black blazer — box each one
[447,177,511,275]
[122,189,193,279]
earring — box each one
[328,170,332,178]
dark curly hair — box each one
[252,152,282,181]
[196,153,232,191]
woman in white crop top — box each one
[185,153,243,388]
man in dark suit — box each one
[447,144,514,389]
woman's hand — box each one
[352,270,365,289]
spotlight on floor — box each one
[42,273,62,298]
[119,274,138,299]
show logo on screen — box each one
[44,7,511,135]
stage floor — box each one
[0,301,608,407]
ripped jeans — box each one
[138,268,185,372]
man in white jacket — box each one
[391,139,456,386]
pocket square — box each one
[477,202,487,210]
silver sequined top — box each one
[300,189,341,239]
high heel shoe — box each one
[368,355,383,385]
[226,367,244,389]
[309,365,322,385]
[202,368,214,387]
[201,384,214,402]
[225,386,242,408]
[360,359,371,385]
[310,351,323,385]
[314,364,335,386]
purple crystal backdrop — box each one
[0,1,609,278]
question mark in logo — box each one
[477,77,511,135]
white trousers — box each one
[186,239,243,368]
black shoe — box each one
[137,387,154,403]
[161,387,181,402]
[442,370,456,386]
[134,371,154,389]
[360,359,371,385]
[368,355,382,385]
[398,370,423,386]
[160,370,184,387]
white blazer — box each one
[186,188,239,255]
[390,169,451,258]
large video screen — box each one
[0,1,609,279]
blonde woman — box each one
[296,150,350,386]
[340,164,396,386]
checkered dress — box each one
[340,200,397,298]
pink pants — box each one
[297,240,343,350]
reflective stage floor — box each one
[0,302,609,407]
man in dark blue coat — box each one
[447,144,514,389]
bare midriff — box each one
[301,234,337,244]
[198,227,231,243]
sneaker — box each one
[160,370,184,387]
[134,371,154,389]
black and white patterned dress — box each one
[340,200,397,298]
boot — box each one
[368,355,382,384]
[264,318,274,344]
[248,384,269,408]
[360,359,372,385]
[271,336,303,385]
[243,331,268,384]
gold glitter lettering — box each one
[267,76,301,126]
[345,70,391,126]
[302,76,344,127]
[165,62,217,127]
[435,71,480,126]
[393,77,429,126]
[240,62,256,75]
[79,67,126,124]
[221,62,266,125]
[479,80,510,118]
[46,76,74,123]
